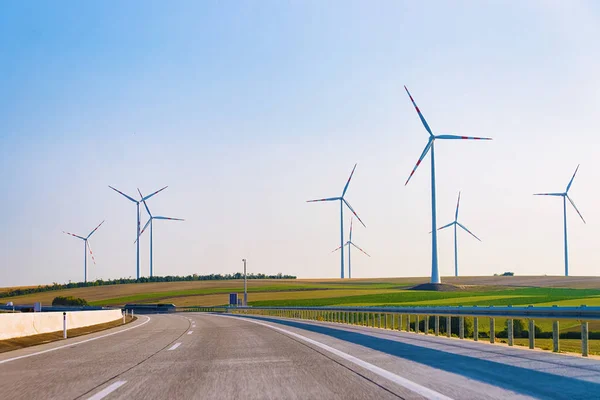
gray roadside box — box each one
[229,293,238,306]
[34,302,42,312]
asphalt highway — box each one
[2,313,600,399]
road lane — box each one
[3,312,600,399]
[0,314,190,400]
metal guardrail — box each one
[215,305,599,357]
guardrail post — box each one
[435,316,439,336]
[447,317,451,337]
[529,320,535,349]
[415,315,420,334]
[384,314,388,329]
[490,318,495,343]
[398,315,402,331]
[123,311,126,324]
[582,321,589,357]
[553,320,559,352]
[473,317,478,341]
[371,313,375,327]
[459,316,464,339]
[378,313,381,328]
[508,319,514,346]
[63,312,67,339]
[424,315,429,335]
[406,315,410,332]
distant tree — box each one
[52,296,89,306]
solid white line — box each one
[86,381,127,400]
[168,342,182,350]
[220,315,453,400]
[187,331,193,335]
[0,316,152,365]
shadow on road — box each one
[234,314,600,399]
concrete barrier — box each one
[0,310,123,340]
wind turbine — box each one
[534,165,586,276]
[108,185,167,279]
[332,218,370,279]
[308,164,366,279]
[437,192,481,277]
[403,86,491,284]
[136,188,184,278]
[63,220,105,283]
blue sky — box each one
[1,1,599,286]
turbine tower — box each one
[403,86,491,284]
[136,188,184,278]
[109,185,167,279]
[534,165,586,276]
[308,164,366,279]
[332,218,370,279]
[63,220,105,283]
[437,192,481,277]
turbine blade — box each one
[108,186,138,203]
[457,222,482,242]
[436,134,492,140]
[342,163,357,197]
[350,242,371,257]
[306,197,341,203]
[343,199,366,228]
[331,245,343,253]
[567,195,586,224]
[87,241,96,265]
[437,221,455,231]
[405,138,433,185]
[142,186,168,202]
[404,86,433,136]
[455,192,461,221]
[138,189,152,217]
[86,220,105,239]
[533,193,563,196]
[349,218,353,241]
[135,218,152,243]
[63,231,85,240]
[566,164,580,192]
[153,216,185,221]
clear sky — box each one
[1,1,599,287]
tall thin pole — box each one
[136,202,140,280]
[430,143,440,284]
[454,223,458,277]
[150,219,153,278]
[348,242,352,279]
[84,241,87,283]
[563,196,569,277]
[243,259,247,306]
[340,200,345,279]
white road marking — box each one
[187,331,193,335]
[221,315,453,400]
[86,381,127,400]
[0,316,152,365]
[168,343,182,351]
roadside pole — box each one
[63,312,67,339]
[242,258,248,306]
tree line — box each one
[1,272,296,299]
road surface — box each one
[2,313,600,399]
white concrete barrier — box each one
[0,310,123,340]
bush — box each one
[52,296,89,306]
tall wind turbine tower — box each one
[534,165,586,276]
[109,185,167,279]
[136,188,184,278]
[332,218,370,279]
[403,86,491,284]
[63,220,105,283]
[437,192,481,277]
[308,164,366,279]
